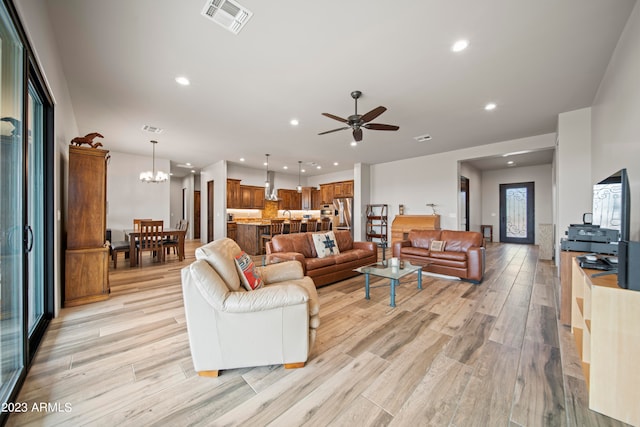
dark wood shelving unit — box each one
[366,204,388,244]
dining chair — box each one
[110,240,130,269]
[137,220,165,265]
[305,218,318,232]
[260,219,285,254]
[165,220,188,258]
[133,218,153,231]
[288,219,302,233]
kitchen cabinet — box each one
[320,184,334,204]
[278,189,302,210]
[227,179,241,208]
[320,180,354,203]
[311,189,321,210]
[334,180,354,197]
[301,187,312,210]
[240,184,266,209]
[252,187,265,209]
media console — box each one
[571,259,640,425]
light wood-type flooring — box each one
[7,241,631,426]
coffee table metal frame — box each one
[354,261,423,307]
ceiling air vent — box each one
[201,0,253,35]
[142,125,163,134]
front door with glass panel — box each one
[499,182,535,244]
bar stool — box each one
[319,217,332,231]
[305,218,318,232]
[289,219,302,233]
[260,219,285,254]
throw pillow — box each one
[430,240,446,252]
[312,231,341,259]
[234,251,264,291]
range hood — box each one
[265,171,279,201]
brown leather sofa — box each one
[392,229,485,284]
[266,230,377,287]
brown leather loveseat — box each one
[393,229,485,284]
[266,230,377,287]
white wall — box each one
[228,163,302,189]
[555,108,592,261]
[106,151,171,239]
[481,164,553,244]
[307,169,354,188]
[371,134,556,231]
[592,2,640,241]
[15,0,80,315]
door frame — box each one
[499,182,535,244]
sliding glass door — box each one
[0,1,53,418]
[27,83,45,336]
[0,0,25,405]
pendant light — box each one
[139,140,168,183]
[296,161,302,193]
[264,154,270,188]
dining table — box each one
[124,228,187,267]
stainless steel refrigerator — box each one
[333,198,353,237]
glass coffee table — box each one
[354,260,423,307]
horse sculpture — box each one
[71,132,104,148]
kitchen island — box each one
[236,223,269,255]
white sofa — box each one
[181,238,320,376]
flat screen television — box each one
[593,168,638,290]
[592,168,629,242]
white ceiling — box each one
[43,0,636,176]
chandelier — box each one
[140,140,169,183]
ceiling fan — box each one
[318,91,399,142]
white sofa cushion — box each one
[196,238,242,291]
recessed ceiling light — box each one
[185,162,192,166]
[333,162,339,166]
[452,39,469,52]
[301,169,306,173]
[316,165,322,169]
[350,141,358,147]
[175,76,190,86]
[485,102,497,111]
[507,160,514,165]
[191,170,196,173]
[283,166,288,170]
[239,158,245,162]
[290,119,299,126]
[414,134,432,142]
[263,162,268,166]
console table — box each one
[571,260,640,425]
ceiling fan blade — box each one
[321,112,349,123]
[364,123,400,131]
[353,128,363,142]
[360,106,387,123]
[318,126,350,135]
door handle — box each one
[25,225,34,253]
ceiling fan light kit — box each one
[319,90,399,142]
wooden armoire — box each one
[64,145,110,307]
